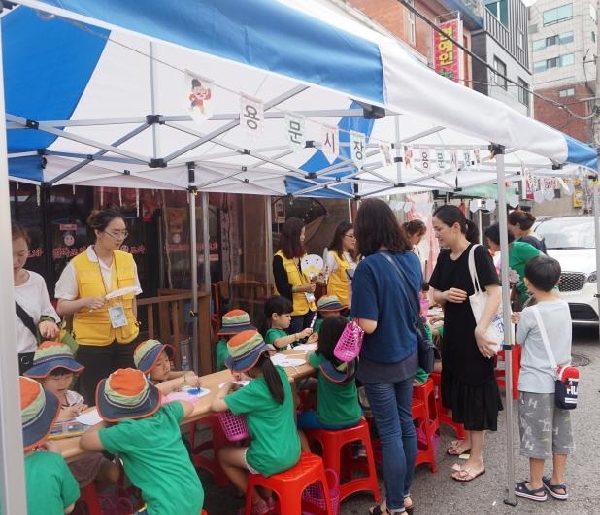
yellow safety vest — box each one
[71,250,139,346]
[274,250,316,316]
[326,251,351,307]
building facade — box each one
[471,0,532,115]
[529,0,597,143]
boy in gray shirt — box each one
[513,255,575,502]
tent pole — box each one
[594,180,600,342]
[0,12,28,514]
[266,196,274,295]
[187,164,199,373]
[494,147,517,507]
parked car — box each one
[533,216,598,326]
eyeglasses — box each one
[104,230,129,239]
[343,234,356,240]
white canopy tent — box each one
[1,1,597,512]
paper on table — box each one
[161,388,210,405]
[76,408,102,426]
[105,286,139,300]
[270,354,306,367]
[218,381,250,388]
[292,343,317,351]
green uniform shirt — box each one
[25,450,80,515]
[99,402,204,515]
[509,242,540,300]
[313,318,323,334]
[264,327,289,351]
[309,352,362,427]
[225,366,300,476]
[216,338,228,371]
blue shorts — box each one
[297,410,359,430]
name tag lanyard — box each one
[92,249,127,328]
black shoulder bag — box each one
[380,251,439,373]
[15,302,37,375]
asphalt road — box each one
[201,326,600,515]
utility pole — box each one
[594,1,600,146]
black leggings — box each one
[75,340,137,406]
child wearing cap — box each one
[134,339,201,394]
[20,375,80,515]
[25,341,121,489]
[212,330,301,515]
[314,294,347,334]
[263,295,315,351]
[297,317,361,434]
[216,310,257,370]
[80,368,204,515]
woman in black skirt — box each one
[429,205,502,482]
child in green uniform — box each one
[216,310,257,370]
[212,330,301,515]
[134,339,202,394]
[297,316,361,431]
[20,375,80,515]
[314,295,347,334]
[80,368,204,515]
[263,295,314,351]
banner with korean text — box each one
[433,15,463,83]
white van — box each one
[534,216,598,326]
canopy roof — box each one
[4,0,597,198]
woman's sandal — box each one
[446,439,471,455]
[542,476,568,500]
[515,481,548,502]
[404,495,414,515]
[450,463,485,482]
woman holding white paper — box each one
[55,209,142,405]
[429,205,502,483]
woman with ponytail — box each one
[429,205,502,483]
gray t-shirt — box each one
[516,300,572,393]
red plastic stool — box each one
[246,451,334,515]
[411,395,437,473]
[413,378,438,432]
[78,483,102,515]
[429,372,466,440]
[306,418,381,503]
[188,414,230,486]
[495,344,521,400]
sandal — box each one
[542,476,568,500]
[451,464,485,482]
[237,498,271,515]
[404,495,414,515]
[515,481,548,502]
[368,504,406,515]
[447,439,471,455]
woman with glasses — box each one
[55,209,142,405]
[324,221,358,308]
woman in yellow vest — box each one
[55,209,142,405]
[324,221,358,308]
[272,217,317,336]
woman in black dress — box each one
[429,205,502,482]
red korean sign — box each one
[434,18,461,82]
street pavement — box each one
[201,326,600,515]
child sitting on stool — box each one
[21,375,80,514]
[81,368,205,515]
[263,295,314,351]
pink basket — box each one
[416,418,439,455]
[333,319,364,362]
[218,411,249,442]
[302,468,339,515]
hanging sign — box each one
[240,94,264,140]
[321,125,339,163]
[350,131,366,169]
[404,146,414,173]
[379,141,393,170]
[418,148,430,173]
[285,113,306,151]
[433,17,463,82]
[186,74,213,123]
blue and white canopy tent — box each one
[0,1,597,512]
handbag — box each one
[380,251,438,373]
[333,319,364,362]
[531,306,579,410]
[467,245,504,351]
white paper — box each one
[270,354,306,367]
[162,388,210,404]
[76,408,102,426]
[292,343,317,351]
